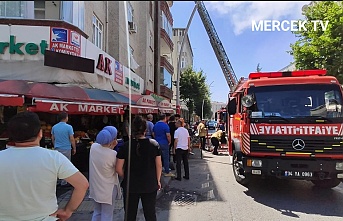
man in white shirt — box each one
[0,112,89,221]
[173,119,190,181]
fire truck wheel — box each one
[232,150,250,186]
[311,178,341,189]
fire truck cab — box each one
[227,70,343,188]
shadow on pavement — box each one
[243,176,343,219]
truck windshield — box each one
[248,84,343,119]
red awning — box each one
[0,94,24,106]
[159,108,175,114]
[28,98,125,115]
[128,105,159,114]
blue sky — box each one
[170,1,311,103]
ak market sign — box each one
[0,25,82,60]
[30,100,124,115]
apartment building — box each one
[171,27,194,119]
[0,1,175,115]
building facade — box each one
[170,28,194,119]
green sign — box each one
[125,77,140,90]
[0,35,48,55]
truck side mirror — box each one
[228,98,237,115]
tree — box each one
[289,1,343,82]
[180,67,212,119]
[256,63,262,72]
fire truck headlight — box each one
[335,162,343,170]
[252,160,262,167]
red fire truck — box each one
[227,70,343,188]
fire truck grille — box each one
[250,135,343,154]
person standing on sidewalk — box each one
[173,119,190,181]
[116,115,162,221]
[51,111,77,186]
[153,114,175,177]
[168,115,177,170]
[197,119,207,151]
[89,126,121,221]
[145,114,154,139]
[0,112,89,221]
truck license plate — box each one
[284,171,313,177]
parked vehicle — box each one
[225,70,343,189]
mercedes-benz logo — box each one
[292,139,305,150]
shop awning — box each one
[127,105,159,114]
[0,94,24,106]
[83,88,134,105]
[28,98,124,115]
[0,80,132,110]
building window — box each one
[0,1,24,18]
[161,68,172,89]
[149,31,153,50]
[149,1,153,19]
[92,14,103,49]
[34,1,45,19]
[181,56,186,69]
[148,62,153,82]
[127,2,133,23]
[61,1,85,31]
[161,11,172,39]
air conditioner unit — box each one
[128,21,137,34]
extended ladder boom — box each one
[195,1,238,91]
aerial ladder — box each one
[195,1,238,91]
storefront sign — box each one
[125,77,140,90]
[50,27,81,56]
[129,105,159,114]
[158,99,172,108]
[114,60,124,85]
[137,107,158,114]
[96,54,112,75]
[33,101,124,115]
[0,35,48,55]
[136,95,157,106]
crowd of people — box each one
[0,111,200,221]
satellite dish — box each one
[242,94,255,108]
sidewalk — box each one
[57,174,173,220]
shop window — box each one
[92,14,103,49]
[0,1,24,18]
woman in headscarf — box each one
[89,126,121,221]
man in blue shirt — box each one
[51,112,76,185]
[145,114,154,139]
[153,114,174,177]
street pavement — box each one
[57,146,228,220]
[57,163,175,220]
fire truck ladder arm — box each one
[195,1,238,91]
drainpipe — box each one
[106,1,109,52]
[154,1,161,95]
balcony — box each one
[160,56,174,75]
[160,84,173,100]
[160,28,174,53]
